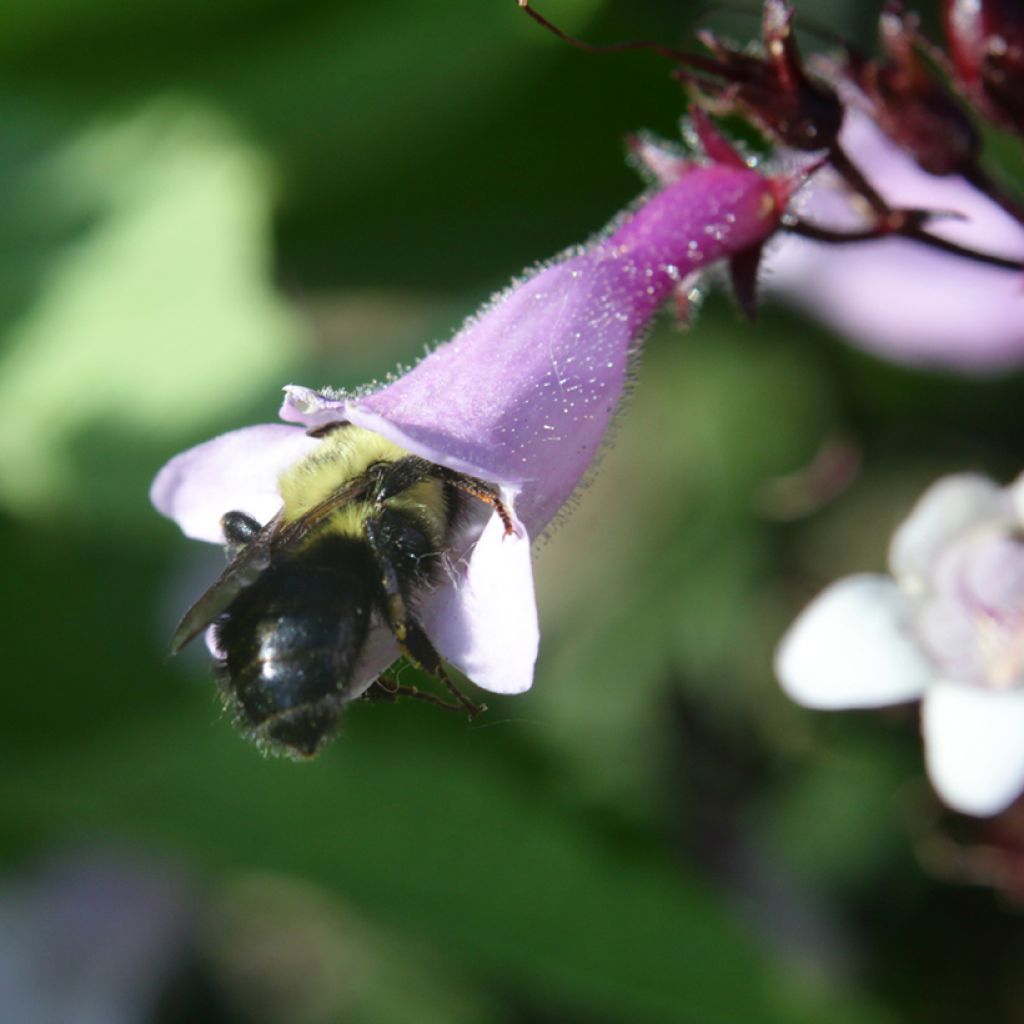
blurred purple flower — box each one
[153,124,795,700]
[0,849,193,1024]
[766,109,1024,373]
[776,472,1024,816]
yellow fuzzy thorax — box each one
[276,425,448,546]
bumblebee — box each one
[172,422,512,758]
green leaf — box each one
[0,101,303,515]
[0,701,888,1024]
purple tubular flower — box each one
[152,123,794,710]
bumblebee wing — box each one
[270,477,371,550]
[170,513,282,654]
[170,477,371,654]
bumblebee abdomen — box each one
[214,538,378,757]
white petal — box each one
[425,514,539,695]
[150,424,319,543]
[1009,470,1024,524]
[279,384,349,431]
[888,474,1010,587]
[922,683,1024,816]
[775,575,931,709]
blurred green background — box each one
[3,1,1024,1022]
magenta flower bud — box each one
[152,122,795,734]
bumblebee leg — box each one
[368,457,514,538]
[368,455,434,503]
[363,517,486,720]
[433,470,516,537]
[361,517,413,645]
[360,674,400,703]
[400,620,487,720]
[362,673,477,715]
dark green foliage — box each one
[2,3,1023,1022]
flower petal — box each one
[922,682,1024,816]
[766,110,1024,373]
[888,473,1012,588]
[1009,470,1024,523]
[279,385,349,432]
[285,161,785,538]
[347,250,637,534]
[775,574,932,708]
[425,513,539,695]
[151,424,319,543]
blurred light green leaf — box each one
[0,100,303,514]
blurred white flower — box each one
[776,472,1024,816]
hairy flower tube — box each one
[776,473,1024,817]
[152,119,798,745]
